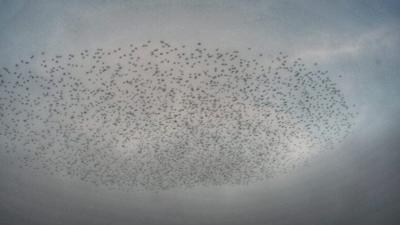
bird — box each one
[0,41,357,191]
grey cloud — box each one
[0,0,399,224]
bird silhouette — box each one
[0,41,356,191]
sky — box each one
[0,0,399,224]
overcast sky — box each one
[0,0,399,224]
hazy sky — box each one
[0,0,399,224]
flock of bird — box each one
[0,41,356,190]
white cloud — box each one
[296,26,399,62]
